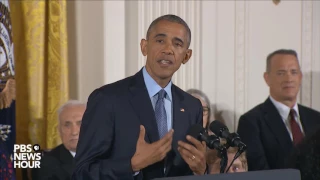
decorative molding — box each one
[311,1,320,110]
[137,1,202,91]
[137,1,146,71]
[301,1,313,107]
[234,1,246,130]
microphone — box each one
[182,124,229,173]
[209,120,246,151]
[187,124,223,151]
[174,124,224,167]
[209,121,247,173]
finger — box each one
[158,133,173,153]
[156,138,173,161]
[201,141,207,150]
[178,144,205,174]
[178,141,204,160]
[177,146,195,167]
[157,129,174,145]
[163,136,173,152]
[186,135,205,150]
[178,141,198,154]
[153,131,173,156]
[138,125,146,143]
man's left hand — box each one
[178,135,206,175]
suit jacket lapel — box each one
[129,69,159,143]
[172,85,188,149]
[59,145,75,176]
[263,98,293,152]
[298,105,309,134]
[165,85,189,176]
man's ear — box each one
[264,72,270,86]
[140,39,148,56]
[182,49,192,64]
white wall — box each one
[67,1,105,103]
[68,0,320,131]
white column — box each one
[300,1,313,107]
[234,1,247,130]
[137,1,202,91]
[104,1,126,84]
[311,1,320,111]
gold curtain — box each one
[10,0,69,149]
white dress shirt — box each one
[269,96,305,140]
[69,151,76,158]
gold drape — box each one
[10,0,69,149]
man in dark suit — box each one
[237,49,320,171]
[72,14,207,180]
[32,100,86,180]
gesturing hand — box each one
[131,125,174,171]
[178,135,207,175]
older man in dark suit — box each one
[32,100,86,180]
[237,49,320,171]
[72,14,207,180]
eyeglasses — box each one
[203,106,210,115]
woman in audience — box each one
[186,89,211,129]
[206,146,248,174]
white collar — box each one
[269,96,299,120]
[69,151,76,158]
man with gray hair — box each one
[237,49,320,171]
[32,100,86,180]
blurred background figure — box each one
[187,89,226,130]
[288,128,320,180]
[206,145,248,174]
[32,100,86,180]
[186,89,211,129]
[237,49,320,171]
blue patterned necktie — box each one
[155,89,168,139]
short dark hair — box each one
[266,49,298,72]
[146,14,191,48]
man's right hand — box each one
[131,125,174,172]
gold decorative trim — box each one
[0,78,15,109]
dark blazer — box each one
[72,69,203,180]
[32,144,75,180]
[237,98,320,171]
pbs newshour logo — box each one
[13,144,42,168]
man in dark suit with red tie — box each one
[72,14,207,180]
[237,49,320,171]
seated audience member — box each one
[237,49,320,171]
[186,89,211,129]
[32,100,86,180]
[288,128,320,180]
[206,145,248,174]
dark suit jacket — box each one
[237,97,320,171]
[72,69,203,180]
[32,144,74,180]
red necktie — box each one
[289,109,304,145]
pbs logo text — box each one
[13,144,42,168]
